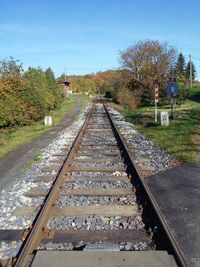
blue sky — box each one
[0,0,200,77]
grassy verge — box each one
[110,94,200,163]
[0,94,90,158]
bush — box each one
[0,59,64,128]
[117,88,139,109]
[105,90,112,98]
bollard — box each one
[160,112,169,126]
[44,116,52,126]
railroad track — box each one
[0,100,188,267]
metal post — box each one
[64,68,66,82]
[170,97,173,119]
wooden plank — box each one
[13,206,39,216]
[80,144,117,147]
[0,230,23,241]
[142,166,156,171]
[53,153,66,157]
[80,151,120,157]
[64,176,130,183]
[44,229,148,243]
[80,147,118,151]
[49,159,64,164]
[72,166,125,172]
[87,124,110,127]
[24,188,133,197]
[138,158,151,163]
[61,188,133,196]
[24,188,49,197]
[33,175,56,183]
[41,167,59,173]
[51,205,138,217]
[75,157,121,163]
[0,229,148,243]
[86,128,112,131]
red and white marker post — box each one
[154,84,159,122]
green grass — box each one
[0,94,90,158]
[110,88,200,163]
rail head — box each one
[13,103,94,267]
[102,100,189,267]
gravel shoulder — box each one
[0,99,83,191]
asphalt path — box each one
[0,99,83,191]
[147,163,200,267]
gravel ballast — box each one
[0,102,180,260]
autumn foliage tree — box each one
[119,40,177,105]
[0,58,64,128]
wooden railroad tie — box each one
[71,166,125,172]
[13,204,139,217]
[24,188,134,197]
[0,229,148,243]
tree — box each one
[0,58,64,128]
[0,57,23,78]
[185,61,196,81]
[120,40,177,104]
[176,53,186,77]
[70,76,96,93]
[45,68,63,108]
[0,58,36,127]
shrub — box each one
[117,88,139,109]
[0,58,64,128]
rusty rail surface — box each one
[103,101,188,267]
[13,105,94,267]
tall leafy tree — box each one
[45,68,63,108]
[119,40,177,104]
[185,61,196,80]
[176,53,186,77]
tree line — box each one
[67,40,197,109]
[1,40,197,130]
[176,53,196,84]
[0,57,64,128]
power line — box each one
[192,56,200,61]
[183,54,200,62]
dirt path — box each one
[0,100,83,191]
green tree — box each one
[0,58,36,127]
[0,58,64,128]
[23,67,53,118]
[0,57,23,78]
[185,61,196,80]
[45,67,64,108]
[176,53,186,77]
[69,76,96,93]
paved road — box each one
[0,100,83,191]
[147,163,200,267]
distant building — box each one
[58,80,71,97]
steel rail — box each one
[103,101,189,267]
[13,104,94,267]
[12,99,188,267]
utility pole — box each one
[64,68,66,82]
[189,54,192,88]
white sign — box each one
[44,116,52,126]
[160,112,169,126]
